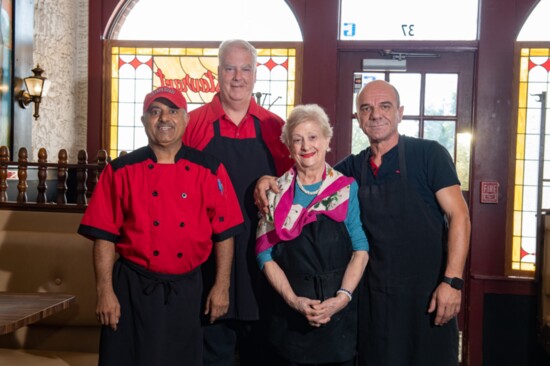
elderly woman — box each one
[256,104,369,366]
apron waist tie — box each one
[288,268,345,300]
[143,280,178,304]
[119,256,198,305]
[313,274,326,300]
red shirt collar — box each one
[369,155,380,177]
[209,92,262,121]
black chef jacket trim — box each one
[77,223,120,244]
[110,145,221,176]
[212,222,245,243]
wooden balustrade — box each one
[0,146,111,212]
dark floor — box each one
[483,294,550,366]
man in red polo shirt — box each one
[78,87,244,366]
[183,39,293,366]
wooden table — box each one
[0,292,76,335]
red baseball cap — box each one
[142,86,187,113]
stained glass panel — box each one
[108,46,297,157]
[511,47,550,274]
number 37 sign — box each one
[339,0,478,41]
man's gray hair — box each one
[218,39,258,69]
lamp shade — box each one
[23,65,50,97]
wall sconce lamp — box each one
[17,65,51,120]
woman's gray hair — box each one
[218,39,257,70]
[281,104,333,147]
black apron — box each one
[202,117,277,320]
[267,215,357,364]
[357,138,458,366]
[99,257,203,366]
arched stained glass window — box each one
[510,0,550,276]
[106,0,302,156]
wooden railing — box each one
[0,146,112,212]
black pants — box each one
[203,319,277,366]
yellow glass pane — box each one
[288,58,296,80]
[286,104,293,117]
[515,159,524,184]
[110,120,118,154]
[516,133,525,159]
[518,82,528,108]
[169,48,188,56]
[203,48,219,56]
[289,49,296,56]
[512,262,520,270]
[513,211,523,237]
[520,48,529,57]
[152,48,170,55]
[197,56,220,74]
[136,48,153,55]
[516,109,526,134]
[287,81,295,105]
[186,48,205,56]
[112,55,119,79]
[514,185,523,210]
[270,49,289,57]
[119,47,137,54]
[111,79,119,103]
[530,48,549,57]
[110,103,118,130]
[257,49,271,57]
[512,235,521,261]
[519,58,529,82]
[520,262,535,272]
[112,47,119,55]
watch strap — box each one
[442,276,464,290]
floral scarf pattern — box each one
[255,163,354,255]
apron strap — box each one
[212,117,262,140]
[253,116,262,138]
[360,149,371,187]
[212,119,221,137]
[397,135,408,179]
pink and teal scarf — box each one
[255,164,354,255]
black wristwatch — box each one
[442,276,464,290]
